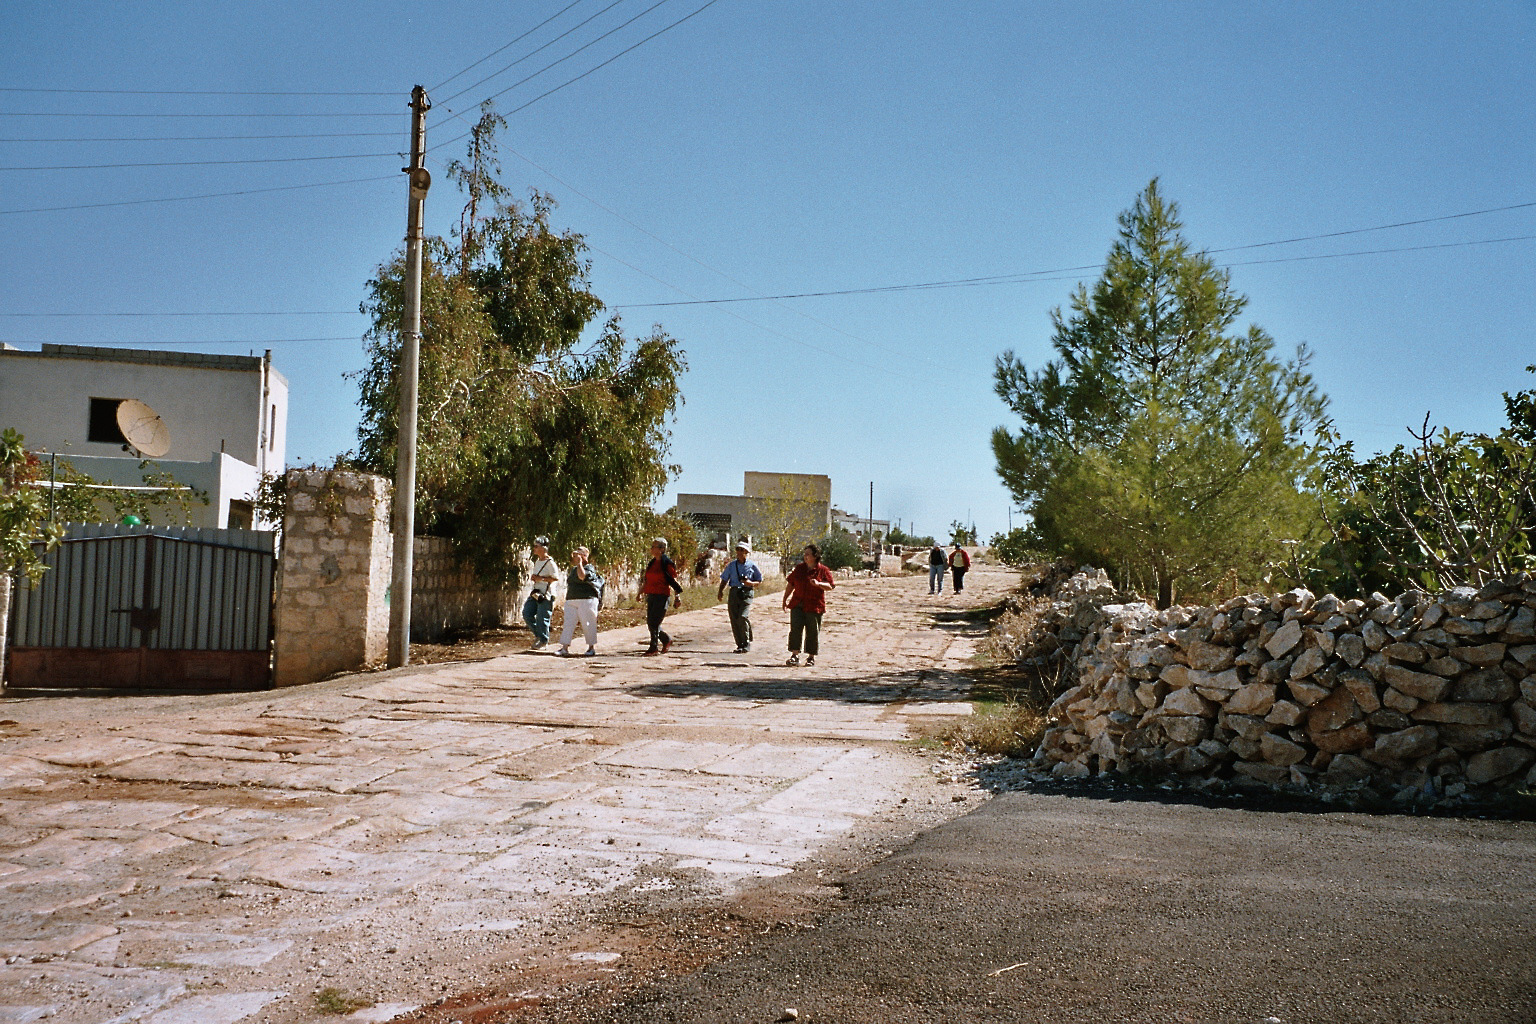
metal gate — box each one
[6,524,276,690]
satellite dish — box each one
[116,399,171,458]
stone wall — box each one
[1032,573,1536,804]
[410,536,522,642]
[272,470,392,687]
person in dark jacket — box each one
[641,537,684,655]
[928,543,947,594]
[557,546,602,657]
[783,543,836,666]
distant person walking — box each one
[641,537,684,656]
[949,543,971,594]
[784,543,836,667]
[522,536,560,649]
[557,546,602,657]
[717,540,763,653]
[928,543,947,594]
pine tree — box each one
[992,181,1327,607]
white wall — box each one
[0,346,287,476]
[49,451,263,529]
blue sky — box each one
[3,1,1533,543]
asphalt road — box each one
[548,789,1536,1024]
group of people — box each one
[927,542,971,594]
[520,536,838,665]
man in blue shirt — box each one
[717,540,764,653]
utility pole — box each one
[868,481,874,552]
[389,84,431,668]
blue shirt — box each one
[720,558,763,589]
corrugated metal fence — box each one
[6,523,276,690]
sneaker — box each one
[661,637,673,654]
[584,648,597,657]
[557,646,571,657]
[643,648,660,657]
[805,655,816,666]
[532,640,548,650]
[785,653,799,666]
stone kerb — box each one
[272,469,392,687]
[1032,572,1536,806]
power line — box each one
[0,173,397,215]
[0,86,395,96]
[0,151,399,171]
[0,111,400,119]
[0,310,358,317]
[435,0,631,109]
[0,131,401,142]
[430,0,592,93]
[433,0,673,140]
[0,336,360,347]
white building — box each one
[0,343,288,529]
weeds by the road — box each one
[315,987,373,1015]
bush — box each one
[988,527,1051,567]
[815,530,864,570]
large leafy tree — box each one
[992,181,1328,607]
[354,109,685,583]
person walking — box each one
[717,539,763,653]
[522,536,560,649]
[949,542,971,594]
[783,543,836,667]
[641,537,684,656]
[928,543,947,594]
[557,546,602,657]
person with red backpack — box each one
[948,542,971,594]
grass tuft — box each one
[315,987,373,1015]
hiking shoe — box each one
[532,640,548,650]
[557,646,571,656]
[805,655,816,666]
[661,637,673,654]
[785,653,799,666]
[643,648,660,657]
[584,648,597,657]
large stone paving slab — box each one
[0,568,1011,1023]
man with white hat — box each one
[717,539,764,654]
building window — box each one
[269,404,276,450]
[87,398,128,444]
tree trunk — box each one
[1156,573,1173,611]
[0,572,11,695]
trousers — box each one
[951,567,968,593]
[788,606,822,656]
[559,597,599,649]
[522,593,553,644]
[645,593,672,649]
[727,588,754,648]
[929,564,945,593]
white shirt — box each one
[530,556,560,596]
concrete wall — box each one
[272,470,391,687]
[744,471,831,502]
[0,344,287,479]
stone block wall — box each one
[411,536,521,642]
[272,470,392,687]
[1033,574,1536,803]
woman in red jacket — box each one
[641,537,684,656]
[783,543,836,666]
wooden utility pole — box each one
[389,85,431,668]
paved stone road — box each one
[0,567,1011,1024]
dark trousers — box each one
[951,567,967,593]
[727,588,753,648]
[788,606,822,656]
[645,593,672,649]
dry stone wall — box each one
[1033,573,1536,804]
[410,536,521,643]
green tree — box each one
[988,526,1049,567]
[992,181,1327,607]
[949,520,977,546]
[0,430,63,688]
[353,110,685,584]
[743,476,824,559]
[815,529,864,571]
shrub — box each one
[815,530,864,570]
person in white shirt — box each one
[522,535,560,649]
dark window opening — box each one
[88,398,128,444]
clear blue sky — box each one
[3,1,1533,543]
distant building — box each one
[0,343,288,529]
[830,506,890,539]
[676,471,832,549]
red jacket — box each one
[786,561,836,615]
[641,556,684,596]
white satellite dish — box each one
[116,399,171,458]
